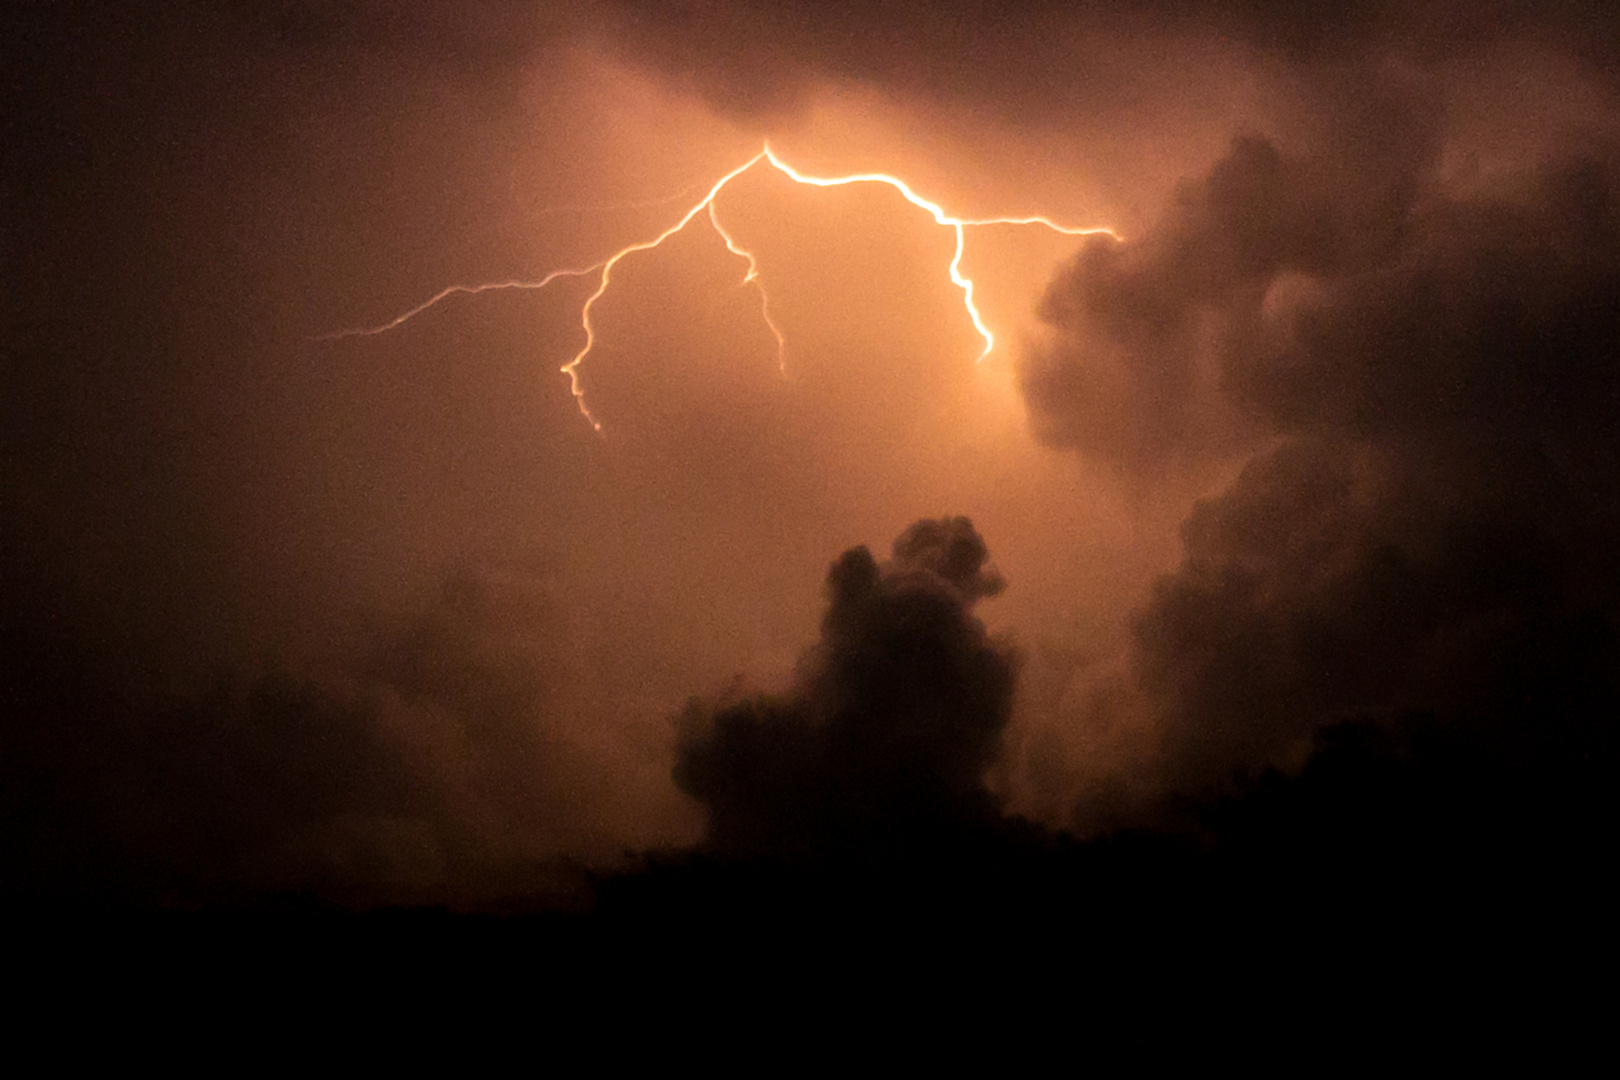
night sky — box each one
[3,1,1613,945]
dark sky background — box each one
[3,1,1613,917]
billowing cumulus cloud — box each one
[1025,97,1619,804]
[1021,104,1442,462]
[674,517,1015,864]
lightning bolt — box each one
[325,143,1118,430]
[757,146,1116,364]
[559,152,768,428]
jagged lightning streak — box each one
[325,143,1117,429]
[560,151,767,427]
[757,146,1116,362]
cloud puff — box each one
[674,517,1015,863]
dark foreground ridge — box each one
[1,519,1609,978]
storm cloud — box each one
[4,1,1614,923]
[1024,100,1619,806]
[674,517,1015,864]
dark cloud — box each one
[214,0,573,94]
[1020,86,1446,464]
[591,0,1620,126]
[1024,100,1619,803]
[1021,47,1618,469]
[1236,155,1620,446]
[1133,438,1617,795]
[673,517,1015,864]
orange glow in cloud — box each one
[327,143,1119,429]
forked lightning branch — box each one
[325,144,1118,430]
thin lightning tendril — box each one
[326,143,1118,430]
[319,268,605,341]
[708,201,787,373]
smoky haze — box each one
[1,1,1612,912]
